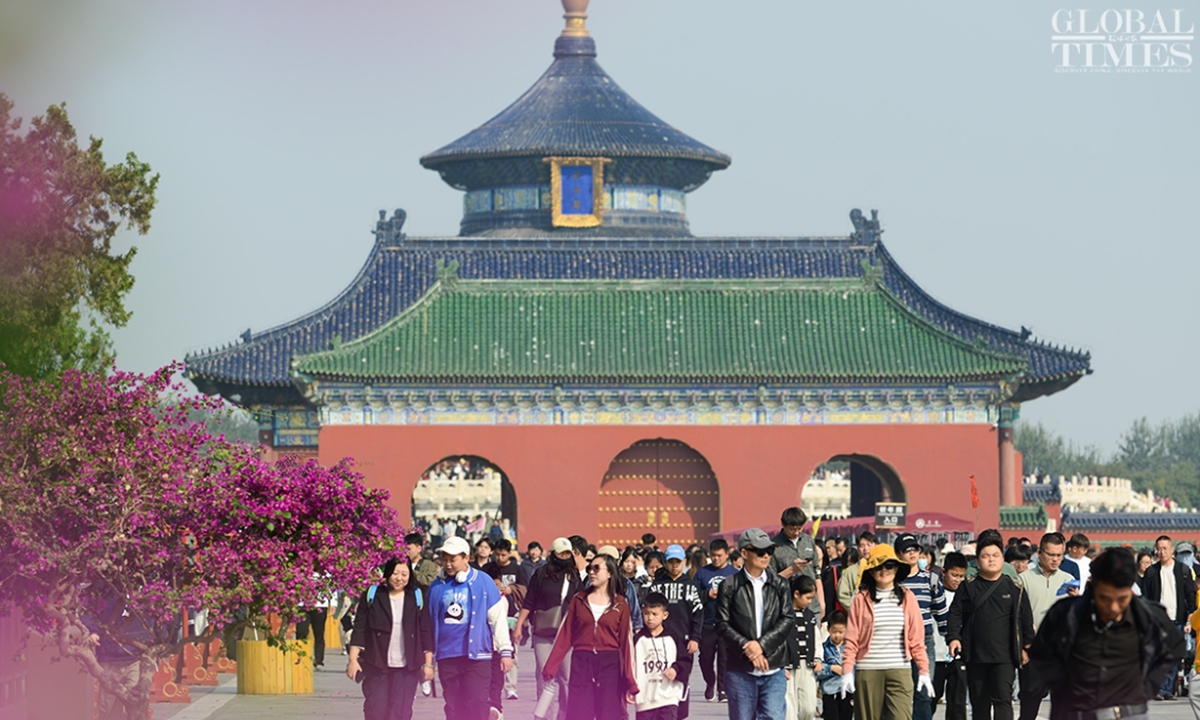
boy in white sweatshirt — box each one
[629,592,693,720]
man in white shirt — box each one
[1140,535,1197,700]
[1060,533,1091,585]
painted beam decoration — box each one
[547,156,609,227]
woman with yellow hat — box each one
[839,544,932,720]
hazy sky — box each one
[3,1,1197,454]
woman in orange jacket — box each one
[841,544,932,720]
[543,553,638,720]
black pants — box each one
[966,662,1015,720]
[824,692,854,720]
[362,663,420,720]
[935,660,968,720]
[439,656,492,720]
[699,624,727,695]
[489,653,504,711]
[1016,666,1046,720]
[296,607,328,666]
[637,706,680,720]
[568,649,625,720]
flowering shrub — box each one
[0,363,403,717]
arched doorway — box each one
[412,455,517,541]
[598,439,719,547]
[803,454,906,519]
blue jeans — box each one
[725,669,787,720]
[1159,622,1188,696]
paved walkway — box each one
[153,655,1200,720]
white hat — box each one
[551,537,572,554]
[439,536,471,556]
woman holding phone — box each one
[347,559,434,720]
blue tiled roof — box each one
[1063,512,1200,530]
[1023,483,1062,504]
[875,243,1089,400]
[184,231,1092,399]
[419,35,730,192]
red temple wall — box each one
[318,423,1002,546]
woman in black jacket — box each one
[346,559,434,720]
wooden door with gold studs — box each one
[598,439,720,547]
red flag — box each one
[969,474,980,509]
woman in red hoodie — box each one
[543,553,638,720]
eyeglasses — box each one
[587,564,604,574]
[748,546,774,557]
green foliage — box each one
[0,93,158,379]
[1014,422,1104,477]
[1017,413,1200,508]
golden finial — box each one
[561,0,590,37]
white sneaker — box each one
[421,681,432,696]
[489,708,503,720]
[506,691,519,700]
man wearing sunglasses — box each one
[717,528,794,720]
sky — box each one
[2,0,1197,455]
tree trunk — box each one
[116,657,156,720]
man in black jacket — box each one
[946,532,1035,720]
[716,528,793,720]
[1139,535,1196,699]
[1028,549,1185,720]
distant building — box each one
[1002,474,1197,546]
[801,470,852,520]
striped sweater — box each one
[901,568,948,637]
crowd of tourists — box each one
[334,512,1196,720]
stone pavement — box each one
[153,657,1200,720]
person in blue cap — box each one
[649,544,704,719]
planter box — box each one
[235,638,312,695]
[323,614,342,651]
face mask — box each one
[917,559,929,571]
[1182,554,1195,569]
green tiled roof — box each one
[291,277,1028,384]
[1000,504,1049,530]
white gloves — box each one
[917,673,935,698]
[840,671,855,698]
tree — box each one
[0,364,404,720]
[1117,417,1167,473]
[1014,421,1103,477]
[0,93,158,379]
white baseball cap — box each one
[439,536,471,556]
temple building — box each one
[185,0,1091,547]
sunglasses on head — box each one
[748,546,774,557]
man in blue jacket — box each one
[429,536,513,720]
